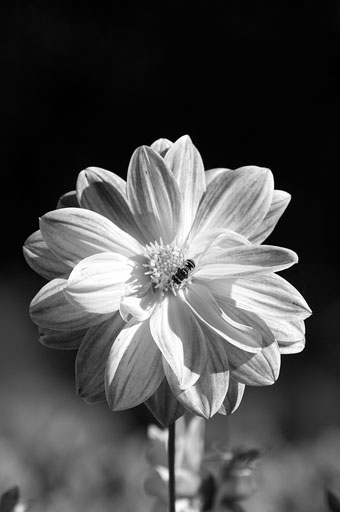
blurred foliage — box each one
[1,367,340,511]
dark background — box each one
[0,1,339,509]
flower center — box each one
[144,240,192,294]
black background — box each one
[1,1,339,438]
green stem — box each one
[168,422,176,512]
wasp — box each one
[172,259,196,286]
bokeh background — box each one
[1,2,339,511]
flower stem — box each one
[168,421,176,512]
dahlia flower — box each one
[144,416,204,512]
[24,135,311,424]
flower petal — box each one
[64,253,134,314]
[217,300,277,348]
[56,190,79,209]
[30,278,109,330]
[164,325,229,419]
[105,318,164,410]
[23,230,71,280]
[145,378,186,427]
[189,166,274,243]
[182,283,262,353]
[227,340,281,386]
[39,327,85,350]
[218,378,245,414]
[119,292,155,321]
[265,316,306,342]
[197,243,298,279]
[216,299,280,385]
[150,294,207,390]
[40,207,143,266]
[76,167,145,243]
[205,168,230,185]
[206,273,311,320]
[195,229,250,266]
[150,138,173,156]
[250,190,291,244]
[189,228,244,262]
[127,146,181,244]
[278,338,305,354]
[76,313,126,404]
[164,135,206,242]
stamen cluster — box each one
[144,239,185,293]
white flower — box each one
[24,135,311,424]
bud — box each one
[204,446,261,510]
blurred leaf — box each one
[326,488,340,512]
[0,486,19,512]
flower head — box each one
[24,135,311,424]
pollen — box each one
[144,239,185,294]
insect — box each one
[172,259,196,286]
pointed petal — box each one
[145,378,186,427]
[105,318,164,410]
[205,168,230,185]
[64,253,133,314]
[56,190,79,209]
[183,283,262,353]
[207,273,311,320]
[23,230,71,280]
[76,313,126,404]
[127,146,181,244]
[227,340,281,386]
[278,338,305,354]
[30,278,109,330]
[197,243,298,279]
[265,316,306,342]
[219,378,245,414]
[150,295,207,390]
[188,166,274,243]
[40,207,143,266]
[216,300,281,385]
[165,327,229,419]
[250,190,291,244]
[76,167,144,243]
[165,135,206,241]
[39,327,85,350]
[217,300,276,348]
[150,138,173,156]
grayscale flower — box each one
[24,136,311,424]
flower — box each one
[24,135,311,424]
[144,416,204,512]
